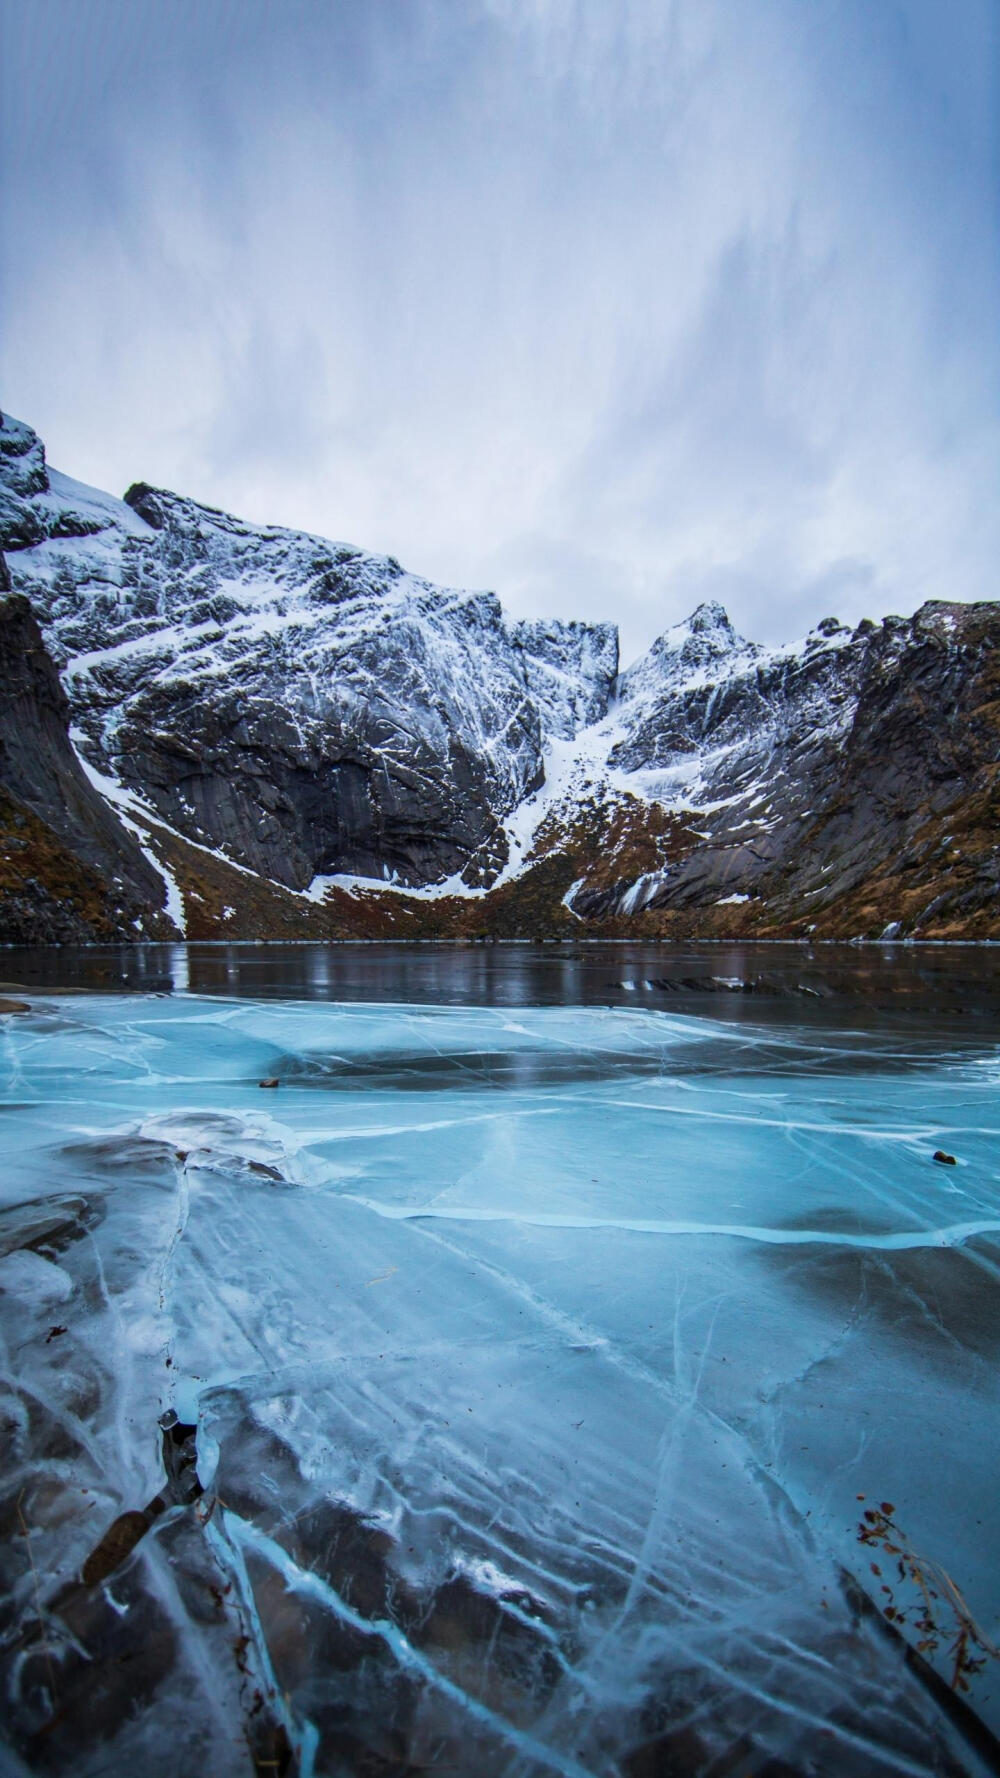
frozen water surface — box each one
[2,946,999,1776]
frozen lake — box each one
[2,946,999,1776]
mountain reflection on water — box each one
[5,937,1000,1026]
[1,948,999,1776]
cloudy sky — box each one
[1,0,997,663]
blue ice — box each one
[2,995,999,1775]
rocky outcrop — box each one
[599,598,1000,934]
[1,405,997,942]
[0,584,174,942]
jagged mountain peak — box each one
[688,598,737,635]
[644,598,751,664]
[618,598,758,712]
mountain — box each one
[1,412,618,890]
[2,406,998,942]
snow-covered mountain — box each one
[1,413,616,890]
[2,406,999,942]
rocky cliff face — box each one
[1,406,997,942]
[0,581,175,942]
[550,597,1000,936]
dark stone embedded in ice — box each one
[10,1502,289,1776]
[159,1411,204,1506]
[0,1192,106,1261]
[18,1562,180,1762]
[621,1722,711,1777]
[246,1159,285,1180]
[76,1418,203,1590]
[933,1150,958,1165]
[0,997,30,1013]
[62,1132,180,1174]
[81,1507,158,1586]
[258,1077,280,1089]
[416,1569,563,1703]
[200,1410,573,1767]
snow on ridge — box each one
[43,469,156,540]
[2,410,894,902]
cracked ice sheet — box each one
[1,996,999,1775]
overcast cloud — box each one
[1,0,997,663]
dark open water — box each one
[4,938,1000,1030]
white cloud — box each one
[1,0,997,665]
